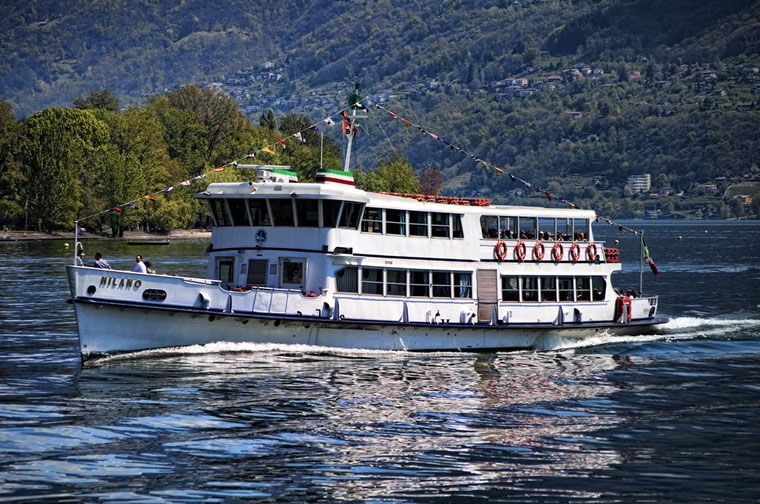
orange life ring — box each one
[494,240,508,261]
[532,241,545,260]
[551,242,564,262]
[586,243,598,262]
[515,240,527,261]
[569,242,581,262]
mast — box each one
[342,82,367,172]
[639,230,644,294]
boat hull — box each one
[70,295,664,361]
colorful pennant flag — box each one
[643,238,659,276]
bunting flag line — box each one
[373,103,660,269]
[262,146,276,155]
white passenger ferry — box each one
[66,110,665,362]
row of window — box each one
[361,208,465,239]
[481,215,591,241]
[210,198,364,229]
[502,275,606,303]
[336,267,473,298]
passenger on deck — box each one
[132,255,147,273]
[93,252,111,269]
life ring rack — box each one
[551,242,564,262]
[494,240,508,261]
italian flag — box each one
[316,169,355,186]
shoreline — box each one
[1,229,212,242]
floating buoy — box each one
[677,236,682,240]
[64,243,70,248]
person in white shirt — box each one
[132,255,147,273]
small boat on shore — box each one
[66,97,666,362]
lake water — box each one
[1,220,759,502]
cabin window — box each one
[296,199,319,227]
[409,211,428,236]
[557,218,572,241]
[576,277,591,301]
[409,271,429,297]
[280,259,305,290]
[228,199,249,226]
[558,276,574,301]
[431,213,450,238]
[519,217,537,240]
[362,267,383,295]
[246,259,268,286]
[541,276,557,302]
[432,271,451,298]
[340,202,362,229]
[269,199,295,226]
[452,215,464,239]
[323,200,342,228]
[522,276,539,302]
[573,218,589,241]
[500,216,517,239]
[481,216,498,238]
[538,217,555,241]
[361,208,382,233]
[217,257,235,284]
[210,200,231,226]
[386,209,406,235]
[386,269,407,296]
[501,276,520,302]
[248,199,271,226]
[454,272,472,298]
[336,267,358,293]
[592,276,606,301]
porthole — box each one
[87,285,97,295]
[142,289,167,301]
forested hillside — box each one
[1,0,759,226]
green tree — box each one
[355,153,421,193]
[73,89,120,112]
[0,101,23,227]
[18,108,109,232]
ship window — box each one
[386,209,406,235]
[519,217,537,240]
[557,218,572,241]
[481,216,498,238]
[361,208,382,233]
[361,267,383,295]
[499,216,517,239]
[340,202,362,228]
[409,211,428,236]
[452,215,464,239]
[323,200,342,228]
[409,271,429,297]
[573,218,589,241]
[501,276,520,302]
[522,276,539,302]
[269,199,294,226]
[386,269,407,296]
[431,213,450,238]
[217,257,234,284]
[558,276,574,301]
[432,271,451,298]
[576,277,591,301]
[246,259,268,286]
[229,199,249,226]
[210,200,231,226]
[336,267,358,293]
[454,272,472,298]
[248,199,271,226]
[541,276,557,302]
[592,276,606,301]
[142,289,167,301]
[295,199,319,227]
[538,218,555,241]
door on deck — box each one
[279,258,306,290]
[476,269,499,323]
